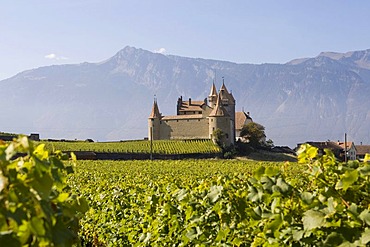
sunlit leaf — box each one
[302,210,325,231]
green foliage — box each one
[70,144,370,246]
[69,159,302,246]
[240,122,266,148]
[292,144,370,246]
[0,136,88,246]
[266,139,274,148]
[212,128,225,147]
[39,139,221,155]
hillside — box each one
[1,46,370,147]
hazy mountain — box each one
[1,46,370,147]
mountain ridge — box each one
[1,46,369,147]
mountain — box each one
[1,46,370,147]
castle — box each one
[148,82,252,145]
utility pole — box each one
[150,127,153,161]
[344,132,347,164]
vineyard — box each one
[69,159,304,246]
[68,148,370,246]
[3,137,370,246]
[39,139,221,155]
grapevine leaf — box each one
[364,154,370,163]
[297,144,318,163]
[207,185,223,203]
[292,230,304,241]
[56,192,69,203]
[232,237,243,246]
[17,221,31,244]
[359,164,370,176]
[276,177,290,194]
[265,167,279,177]
[335,170,358,191]
[215,227,229,242]
[253,166,265,180]
[266,214,283,235]
[33,144,48,159]
[323,232,343,246]
[359,209,370,226]
[301,192,314,205]
[30,217,45,236]
[176,189,187,201]
[307,146,318,159]
[302,210,325,231]
[185,228,197,241]
[360,228,370,245]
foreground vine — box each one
[72,145,370,246]
[0,137,88,246]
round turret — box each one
[148,100,161,140]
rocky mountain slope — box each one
[1,46,369,147]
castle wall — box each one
[209,117,233,145]
[159,117,209,140]
[148,118,161,140]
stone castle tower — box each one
[148,82,239,145]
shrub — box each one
[0,136,88,246]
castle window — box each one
[198,119,200,121]
[177,120,178,122]
[198,111,202,114]
[226,134,229,139]
[211,119,213,122]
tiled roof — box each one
[149,100,161,119]
[162,114,203,120]
[356,145,370,155]
[305,141,343,150]
[336,142,355,150]
[209,94,230,117]
[209,83,217,97]
[178,101,205,112]
[235,111,253,130]
[219,83,235,104]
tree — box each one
[240,122,266,148]
[266,139,274,148]
[212,128,225,147]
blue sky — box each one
[1,0,370,80]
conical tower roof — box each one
[209,82,218,97]
[149,100,161,119]
[219,82,235,104]
[209,93,230,117]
